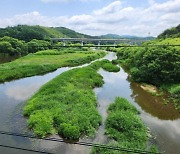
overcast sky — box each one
[0,0,179,36]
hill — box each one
[100,34,121,39]
[158,24,180,39]
[100,34,155,40]
[0,25,94,42]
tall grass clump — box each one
[92,97,158,153]
[90,59,120,72]
[102,62,120,72]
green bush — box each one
[0,41,14,54]
[102,62,120,72]
[108,97,139,114]
[58,123,80,140]
[27,110,54,137]
[0,36,27,55]
[116,39,180,86]
[27,39,51,53]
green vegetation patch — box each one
[160,84,180,110]
[157,24,180,39]
[110,37,180,109]
[89,59,120,72]
[34,48,93,55]
[106,98,147,149]
[92,97,157,154]
[0,36,28,55]
[34,49,76,55]
[24,60,118,139]
[102,62,120,72]
[0,50,106,83]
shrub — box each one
[27,110,54,137]
[0,41,14,54]
[102,63,120,72]
[116,43,180,86]
[58,123,80,140]
[0,36,27,55]
[27,39,51,53]
[108,97,139,114]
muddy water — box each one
[0,52,116,154]
[0,52,179,154]
[94,68,180,154]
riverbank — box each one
[110,38,180,111]
[0,49,106,83]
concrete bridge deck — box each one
[51,38,147,42]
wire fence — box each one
[0,131,161,154]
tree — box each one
[27,39,52,53]
[0,36,27,55]
[0,41,14,55]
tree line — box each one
[0,36,51,56]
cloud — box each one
[0,0,180,36]
[93,1,122,15]
[5,83,42,101]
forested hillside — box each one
[158,24,180,39]
[0,25,96,56]
[0,25,94,42]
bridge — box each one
[51,38,148,47]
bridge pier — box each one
[98,41,101,49]
[114,41,117,48]
[81,41,84,47]
[63,41,66,46]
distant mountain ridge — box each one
[100,34,155,40]
[100,34,121,39]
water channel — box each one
[0,52,179,154]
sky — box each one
[0,0,179,36]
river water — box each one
[0,52,179,154]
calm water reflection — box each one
[0,52,116,154]
[0,52,179,154]
[94,68,180,154]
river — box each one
[0,52,179,154]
